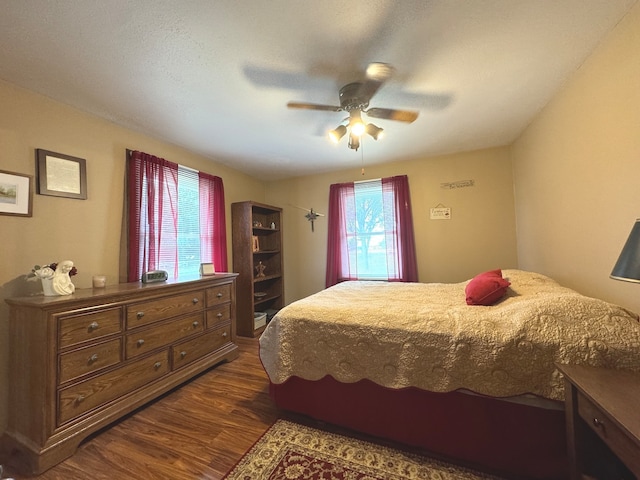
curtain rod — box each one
[354,177,381,184]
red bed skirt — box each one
[270,376,568,480]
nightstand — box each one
[557,364,640,479]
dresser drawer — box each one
[577,391,640,475]
[59,308,122,348]
[126,291,204,329]
[171,324,231,369]
[207,304,231,328]
[206,283,231,307]
[57,351,169,425]
[125,313,204,359]
[58,339,122,384]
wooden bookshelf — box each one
[231,201,283,337]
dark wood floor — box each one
[4,337,278,480]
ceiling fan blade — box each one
[365,107,419,123]
[356,63,395,103]
[287,101,342,112]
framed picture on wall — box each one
[36,149,87,199]
[0,169,33,217]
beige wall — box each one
[511,2,640,314]
[0,80,263,432]
[266,147,518,303]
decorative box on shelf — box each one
[254,311,267,329]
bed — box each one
[259,270,640,479]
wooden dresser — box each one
[2,274,238,475]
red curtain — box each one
[127,151,228,281]
[128,151,179,282]
[325,175,418,287]
[325,181,356,287]
[382,175,418,283]
[199,171,228,272]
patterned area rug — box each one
[223,419,504,480]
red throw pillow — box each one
[465,269,511,306]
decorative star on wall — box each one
[291,205,325,232]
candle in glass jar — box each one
[92,275,107,288]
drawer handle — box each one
[192,321,199,328]
[154,361,162,369]
[136,311,145,319]
[88,321,99,331]
[593,418,605,428]
[75,395,85,405]
[192,298,199,304]
[137,339,145,347]
[216,292,223,298]
[216,313,223,318]
[180,351,187,359]
[222,331,228,338]
[89,354,99,363]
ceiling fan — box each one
[287,63,419,151]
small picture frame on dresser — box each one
[200,263,215,276]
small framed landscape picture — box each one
[0,169,33,217]
[36,149,87,199]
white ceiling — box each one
[0,1,636,180]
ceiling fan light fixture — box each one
[286,63,416,152]
[351,120,365,137]
[328,124,347,143]
[348,132,360,151]
[349,111,365,137]
[365,123,384,140]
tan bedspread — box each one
[259,270,640,401]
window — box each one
[326,175,418,287]
[345,179,389,279]
[127,150,227,281]
[176,166,201,274]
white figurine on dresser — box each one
[51,260,75,295]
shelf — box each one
[254,294,281,305]
[232,201,284,338]
[253,274,281,283]
[253,226,279,233]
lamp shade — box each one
[347,132,360,151]
[328,125,347,143]
[365,123,384,140]
[348,110,365,137]
[610,219,640,283]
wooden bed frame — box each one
[270,375,568,480]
